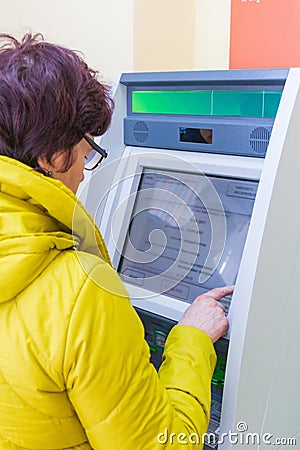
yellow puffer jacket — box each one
[0,156,216,450]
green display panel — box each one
[132,90,282,118]
[212,355,227,389]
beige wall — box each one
[0,0,134,81]
[0,0,231,79]
[133,0,231,72]
[133,0,196,72]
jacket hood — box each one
[0,156,111,303]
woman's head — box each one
[0,33,113,192]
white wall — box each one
[195,0,231,70]
[0,0,134,81]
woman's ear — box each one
[37,155,52,175]
[37,152,66,175]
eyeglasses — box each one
[81,133,108,171]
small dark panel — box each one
[180,127,213,144]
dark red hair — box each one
[0,33,113,170]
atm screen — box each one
[118,168,258,307]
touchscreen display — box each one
[118,168,258,306]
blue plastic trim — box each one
[120,69,289,87]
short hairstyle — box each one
[0,33,114,171]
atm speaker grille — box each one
[133,121,149,143]
[250,127,271,154]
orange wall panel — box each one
[230,0,300,69]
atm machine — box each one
[82,69,300,449]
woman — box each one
[0,33,232,449]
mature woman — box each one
[0,33,232,449]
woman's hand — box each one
[178,286,234,343]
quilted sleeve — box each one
[63,261,216,450]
